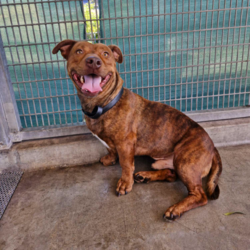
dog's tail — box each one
[206,147,222,200]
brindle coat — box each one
[53,40,222,220]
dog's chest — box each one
[86,119,110,149]
[92,133,110,149]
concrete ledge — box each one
[0,117,249,172]
[0,134,108,172]
[201,117,250,147]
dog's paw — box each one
[163,205,182,221]
[99,154,117,166]
[134,172,151,183]
[116,178,133,196]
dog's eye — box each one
[76,49,83,55]
[103,52,109,57]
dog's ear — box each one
[52,40,77,60]
[108,45,123,63]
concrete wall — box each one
[1,117,250,172]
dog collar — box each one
[82,87,124,119]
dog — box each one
[52,40,222,220]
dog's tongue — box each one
[82,75,102,93]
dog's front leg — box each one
[100,147,118,166]
[115,135,135,196]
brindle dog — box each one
[53,40,222,220]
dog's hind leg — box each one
[163,130,214,221]
[134,169,177,183]
[151,153,174,170]
[163,181,208,220]
[134,153,176,183]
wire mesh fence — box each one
[0,0,250,128]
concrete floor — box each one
[0,145,249,250]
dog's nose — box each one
[85,56,102,69]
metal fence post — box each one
[0,34,22,150]
[0,100,12,150]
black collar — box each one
[82,87,124,119]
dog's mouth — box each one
[71,72,112,95]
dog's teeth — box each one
[80,76,84,84]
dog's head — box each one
[52,40,123,97]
